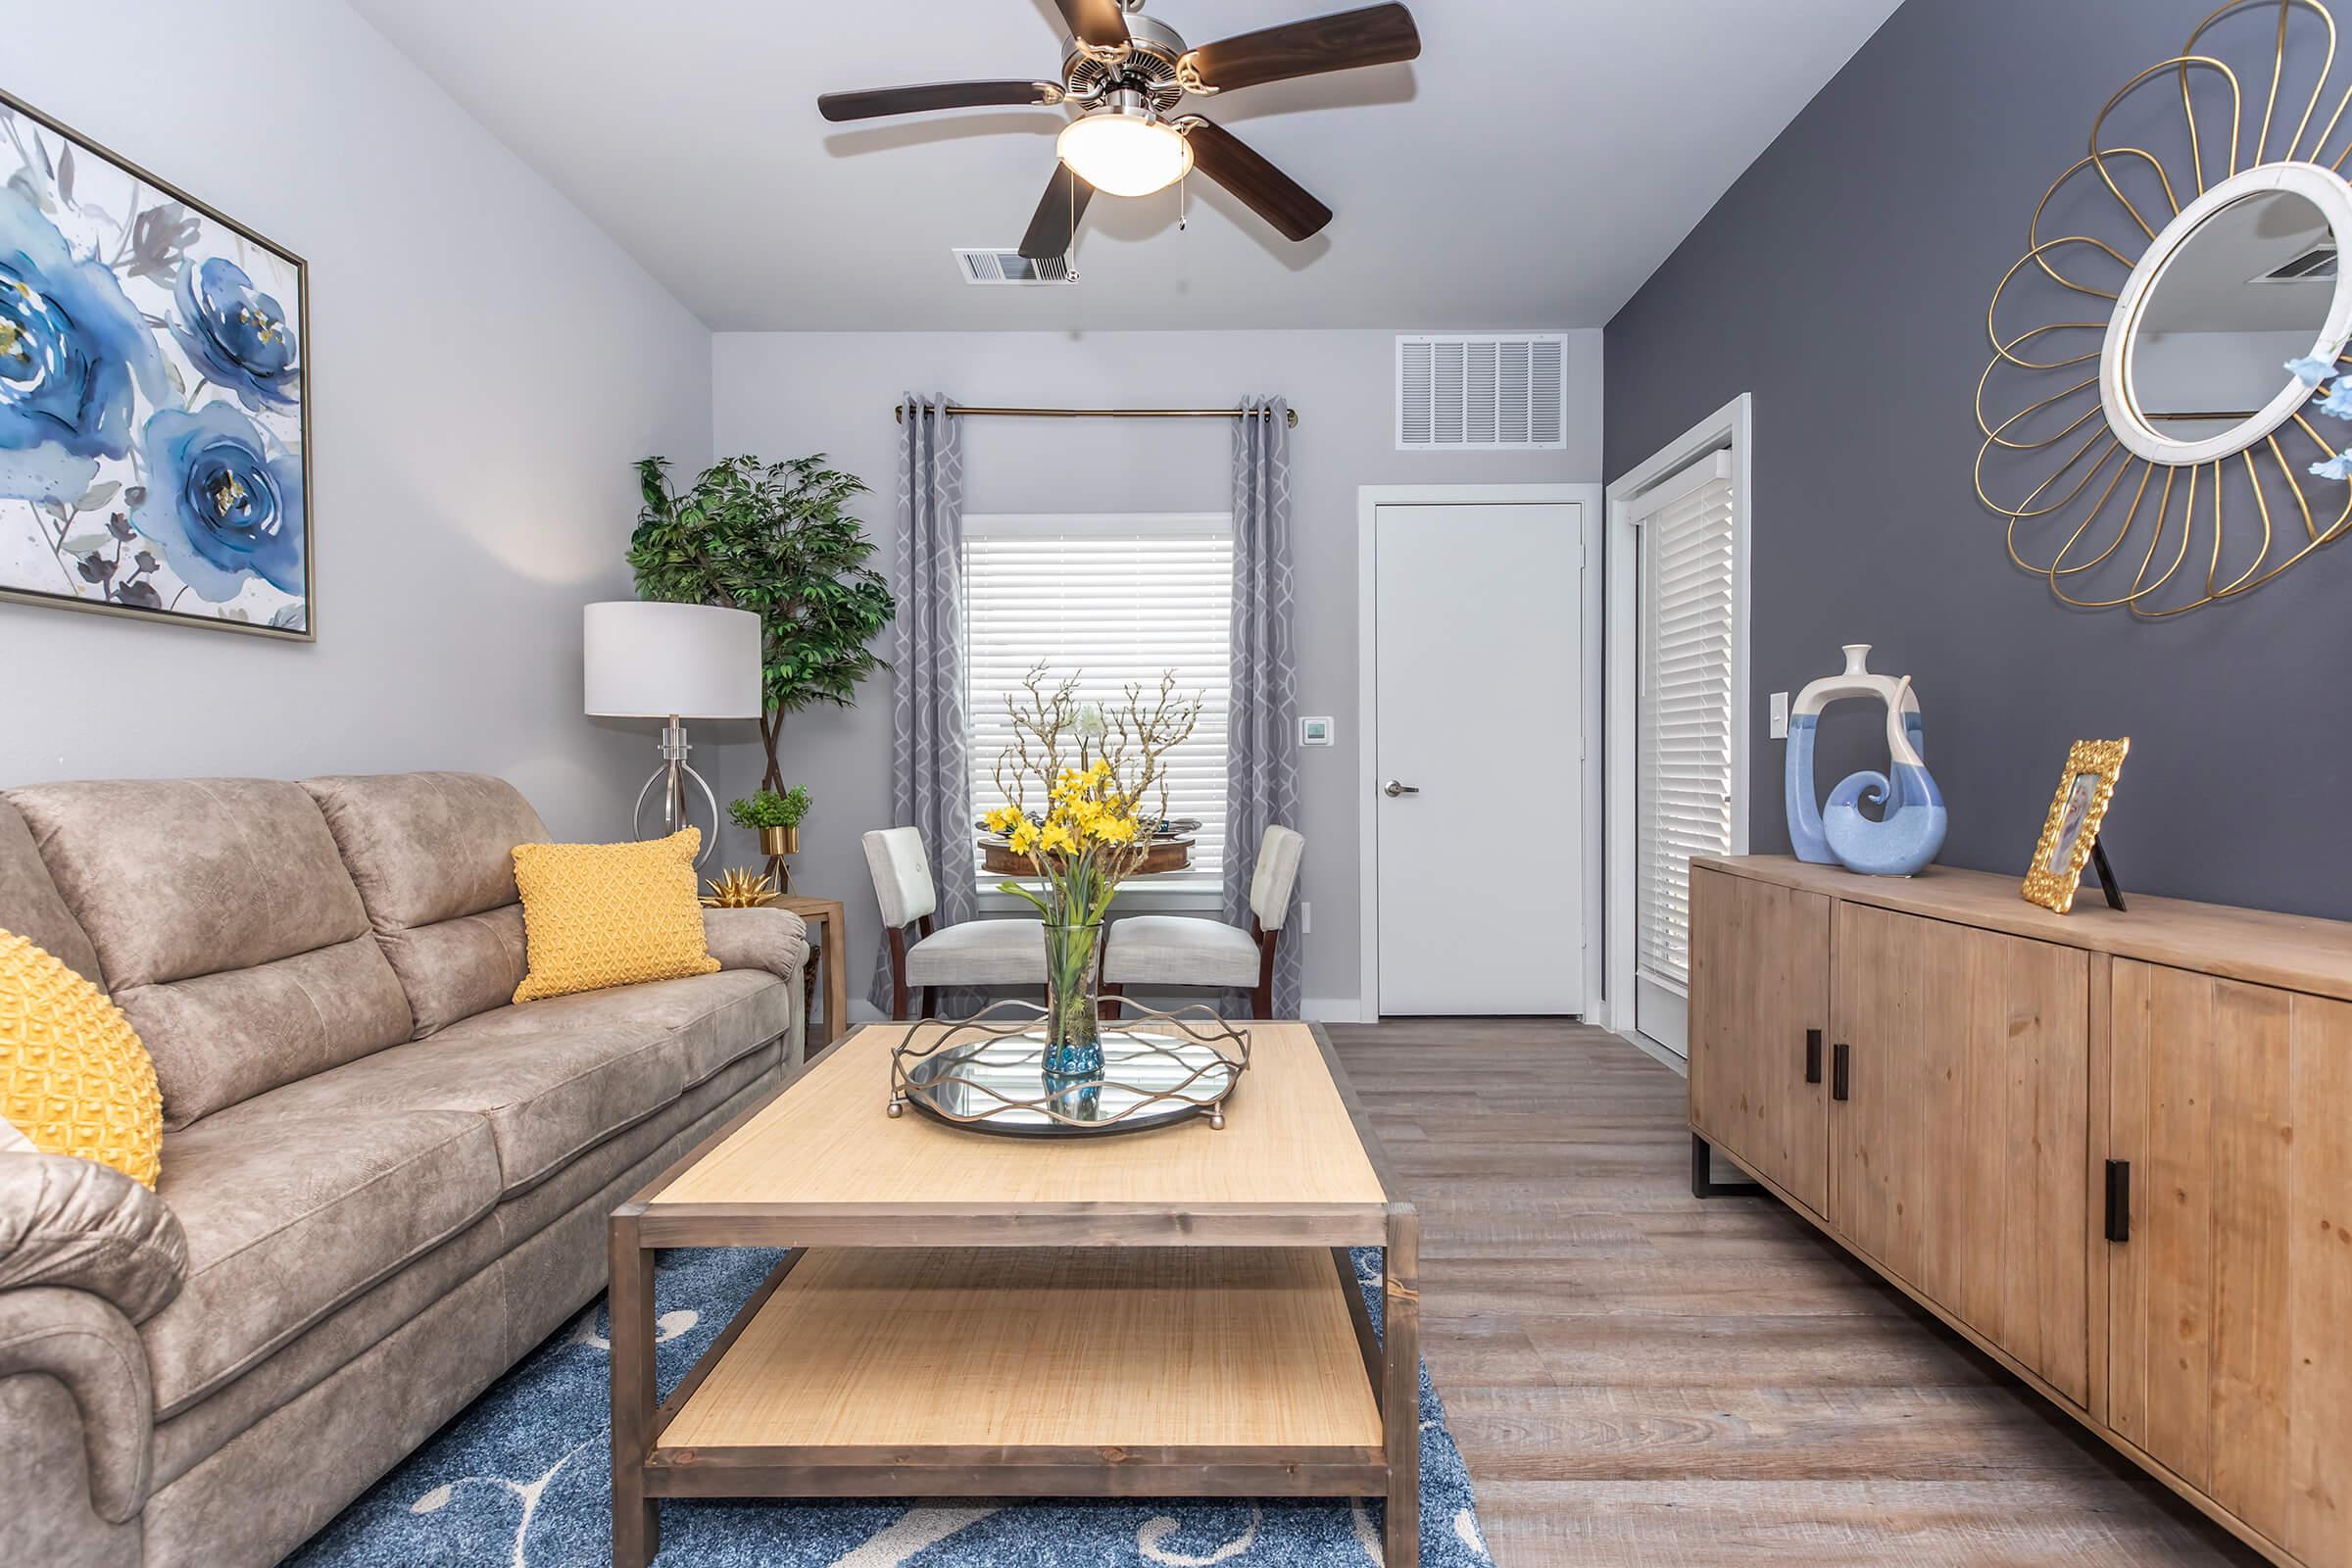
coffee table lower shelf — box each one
[644,1250,1383,1494]
[637,1246,1390,1506]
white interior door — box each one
[1374,502,1584,1014]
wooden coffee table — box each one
[608,1020,1419,1567]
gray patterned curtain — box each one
[1224,396,1302,1016]
[872,394,975,1011]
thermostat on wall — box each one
[1298,716,1335,747]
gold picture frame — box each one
[2023,739,2132,913]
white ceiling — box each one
[351,0,1902,332]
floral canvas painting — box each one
[0,90,310,639]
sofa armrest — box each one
[702,905,809,986]
[704,906,811,1065]
[0,1153,179,1541]
[0,1286,154,1531]
[0,1153,187,1324]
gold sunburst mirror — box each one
[1979,0,2352,615]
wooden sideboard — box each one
[1688,855,2352,1568]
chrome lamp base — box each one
[629,714,719,864]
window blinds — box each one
[963,516,1234,877]
[1634,453,1737,993]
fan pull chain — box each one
[1178,170,1189,232]
[1066,172,1080,282]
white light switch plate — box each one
[1770,692,1789,739]
[1298,716,1335,747]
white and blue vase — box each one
[1784,644,1946,878]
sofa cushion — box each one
[0,799,102,987]
[301,772,549,930]
[372,903,529,1039]
[195,970,786,1197]
[302,774,551,1039]
[9,779,371,990]
[145,1106,500,1417]
[7,780,413,1128]
[118,937,416,1132]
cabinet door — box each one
[1832,904,2091,1404]
[2109,961,2352,1566]
[1688,866,1829,1216]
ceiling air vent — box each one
[1396,334,1569,451]
[955,248,1072,285]
[2255,244,2337,283]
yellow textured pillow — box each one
[512,828,718,1004]
[0,928,163,1188]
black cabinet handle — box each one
[1832,1042,1850,1102]
[2105,1159,2131,1245]
[1804,1028,1823,1085]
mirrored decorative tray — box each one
[886,1002,1251,1139]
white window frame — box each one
[1603,394,1753,1067]
[964,512,1232,915]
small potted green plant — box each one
[729,786,810,858]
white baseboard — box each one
[1618,1028,1690,1077]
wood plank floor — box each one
[1328,1018,2266,1568]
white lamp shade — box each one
[583,602,761,718]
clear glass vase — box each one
[1040,921,1103,1079]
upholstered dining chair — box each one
[1102,825,1304,1018]
[861,826,1047,1019]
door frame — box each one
[1603,393,1754,1050]
[1355,483,1605,1023]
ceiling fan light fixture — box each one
[1056,103,1194,198]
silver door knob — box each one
[1383,780,1420,798]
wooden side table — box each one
[766,894,847,1051]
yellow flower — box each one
[983,805,1023,835]
[1039,819,1077,855]
[1007,821,1041,855]
[1095,813,1138,845]
[1088,758,1113,783]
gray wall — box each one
[1604,0,2352,919]
[711,328,1602,1012]
[3,1,714,839]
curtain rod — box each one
[895,403,1298,428]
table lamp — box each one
[583,602,760,863]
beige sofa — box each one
[0,772,807,1568]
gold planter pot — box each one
[759,824,800,858]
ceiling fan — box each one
[817,1,1421,261]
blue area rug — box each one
[288,1247,1490,1566]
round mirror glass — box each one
[2126,188,2337,446]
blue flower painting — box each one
[0,91,309,637]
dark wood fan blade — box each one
[1020,164,1096,260]
[1179,4,1420,94]
[818,80,1061,122]
[1179,119,1332,242]
[1053,0,1132,50]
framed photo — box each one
[2022,738,2130,913]
[0,87,311,640]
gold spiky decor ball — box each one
[700,867,780,908]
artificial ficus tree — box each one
[627,454,897,791]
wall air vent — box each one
[1396,334,1569,451]
[955,248,1072,285]
[2255,244,2337,283]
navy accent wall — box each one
[1605,0,2352,920]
